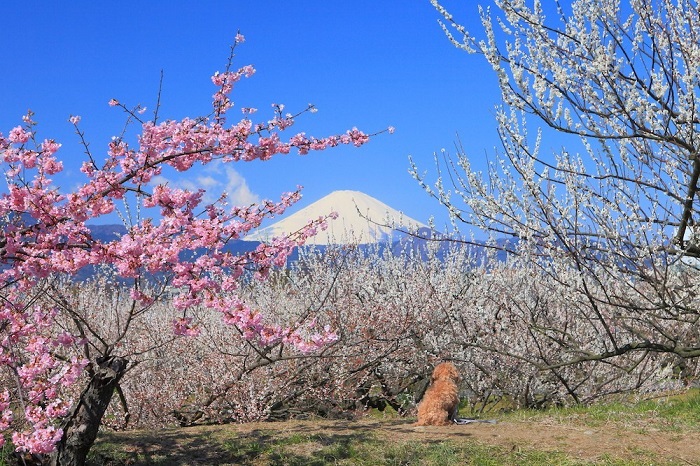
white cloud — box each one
[218,165,260,206]
[150,162,261,207]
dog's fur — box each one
[414,362,460,426]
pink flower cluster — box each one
[0,301,87,453]
[12,425,64,454]
[211,65,255,114]
[0,391,13,448]
[0,41,375,454]
[173,317,200,337]
[218,295,339,351]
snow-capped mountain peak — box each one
[245,190,427,245]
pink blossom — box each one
[129,288,155,306]
[40,139,61,155]
[55,333,76,346]
[41,157,63,175]
[0,391,12,441]
[12,426,63,454]
[173,317,200,337]
[45,400,69,419]
[8,126,31,144]
[0,38,375,454]
[346,127,369,147]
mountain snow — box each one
[245,190,428,245]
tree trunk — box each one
[48,356,128,466]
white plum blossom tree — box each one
[414,0,700,377]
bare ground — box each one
[408,419,698,464]
[90,415,700,465]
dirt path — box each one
[256,418,699,465]
[92,416,700,465]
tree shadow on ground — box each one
[89,424,377,466]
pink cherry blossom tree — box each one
[0,35,380,465]
[415,0,700,387]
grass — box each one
[0,443,13,466]
[86,431,673,466]
[4,389,697,465]
[510,388,700,431]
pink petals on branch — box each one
[8,126,31,144]
[0,38,377,454]
[173,317,200,337]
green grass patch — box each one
[507,388,700,431]
[86,390,700,465]
[87,428,689,465]
[0,442,14,466]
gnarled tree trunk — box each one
[48,356,128,466]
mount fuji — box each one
[245,190,428,245]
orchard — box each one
[4,1,700,465]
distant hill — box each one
[87,224,127,241]
[81,191,514,270]
[85,223,262,258]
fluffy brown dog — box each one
[414,362,460,426]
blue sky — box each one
[0,1,501,231]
